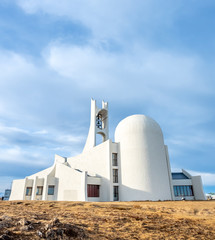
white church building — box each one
[10,99,206,201]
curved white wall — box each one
[115,115,172,201]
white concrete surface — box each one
[115,114,173,201]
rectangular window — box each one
[184,186,188,196]
[112,153,118,166]
[26,187,32,196]
[113,169,118,183]
[87,185,100,197]
[173,186,177,197]
[48,185,55,195]
[189,185,194,196]
[113,186,119,201]
[36,186,43,195]
[173,185,194,197]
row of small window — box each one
[112,153,119,201]
[26,185,55,196]
[173,185,194,197]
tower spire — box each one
[83,99,109,152]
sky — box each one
[0,0,215,195]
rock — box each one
[45,218,60,230]
[4,231,12,236]
[28,225,34,230]
[1,216,11,221]
[20,224,34,231]
[56,228,64,236]
[18,218,31,226]
[44,223,52,230]
[51,217,60,226]
[37,231,43,238]
[0,217,12,230]
[46,229,56,239]
[0,234,12,240]
[20,226,29,231]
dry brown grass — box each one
[0,200,215,239]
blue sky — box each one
[0,0,215,195]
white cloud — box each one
[0,146,46,165]
[188,170,215,186]
[33,130,48,135]
[45,42,209,104]
[16,0,182,39]
[167,130,215,150]
[0,124,28,134]
[0,49,36,82]
[57,134,84,144]
[46,44,119,87]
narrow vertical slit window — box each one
[113,169,118,183]
[112,153,118,166]
[113,186,119,201]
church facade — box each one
[10,99,206,201]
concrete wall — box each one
[55,163,85,201]
[67,140,116,201]
[46,176,58,201]
[115,115,172,201]
[87,176,102,202]
[192,176,206,200]
[24,178,34,200]
[9,179,26,200]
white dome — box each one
[115,114,172,201]
[115,114,163,138]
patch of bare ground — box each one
[0,201,215,239]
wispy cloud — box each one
[15,0,182,41]
[188,170,215,186]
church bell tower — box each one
[83,99,109,152]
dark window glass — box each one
[48,185,55,195]
[26,187,32,196]
[36,186,43,195]
[113,169,118,183]
[173,186,177,196]
[189,186,194,196]
[113,186,119,201]
[176,186,180,196]
[172,173,189,179]
[87,185,100,197]
[180,186,184,196]
[112,153,118,166]
[184,186,188,196]
[173,185,194,197]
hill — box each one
[0,200,215,239]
